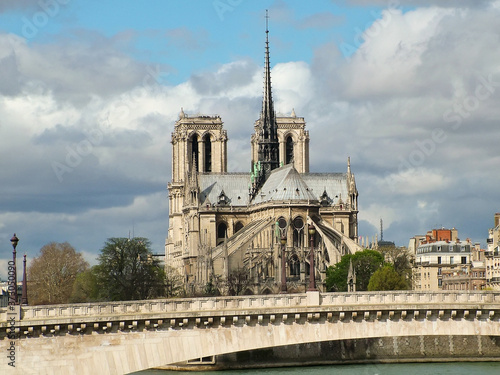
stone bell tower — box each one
[166,109,228,270]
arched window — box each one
[234,221,244,234]
[190,134,199,171]
[217,222,227,245]
[289,254,300,277]
[277,216,287,244]
[203,134,212,172]
[285,135,294,164]
[292,216,304,248]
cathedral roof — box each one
[197,165,350,208]
[302,173,349,205]
[199,173,250,206]
[252,164,317,204]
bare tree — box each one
[165,265,184,297]
[28,242,89,305]
[225,268,251,296]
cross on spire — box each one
[265,9,269,33]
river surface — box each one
[134,362,499,375]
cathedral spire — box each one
[261,9,275,129]
[256,9,279,180]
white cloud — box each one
[341,8,453,98]
[1,2,500,276]
[382,168,451,196]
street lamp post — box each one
[21,254,28,306]
[307,224,317,291]
[280,233,287,293]
[10,234,19,304]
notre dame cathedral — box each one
[165,25,361,295]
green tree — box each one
[379,246,414,288]
[69,266,100,303]
[368,265,409,291]
[94,237,166,301]
[28,242,89,305]
[325,249,384,292]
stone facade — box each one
[486,213,500,290]
[165,29,361,295]
[413,214,500,291]
[413,237,473,291]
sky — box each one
[1,0,500,280]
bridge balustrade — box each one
[3,291,499,325]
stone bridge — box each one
[1,291,500,374]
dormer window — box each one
[320,189,330,206]
[218,190,229,205]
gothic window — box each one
[217,222,227,245]
[289,254,300,277]
[292,216,304,248]
[285,135,294,164]
[190,134,199,171]
[234,221,244,234]
[203,134,212,172]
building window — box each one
[217,222,227,245]
[438,268,442,276]
[203,134,212,172]
[234,221,244,234]
[190,134,199,171]
[450,256,454,265]
[285,136,294,164]
[438,256,441,264]
[461,256,467,265]
[289,254,300,277]
[292,216,304,248]
[438,279,442,287]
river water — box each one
[134,362,499,374]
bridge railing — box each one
[1,291,499,323]
[320,291,500,305]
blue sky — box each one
[1,0,500,279]
[0,0,391,83]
